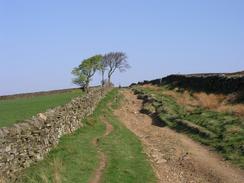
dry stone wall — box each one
[0,87,110,182]
[131,74,244,94]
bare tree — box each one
[103,52,130,85]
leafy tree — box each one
[103,52,130,84]
[72,55,102,92]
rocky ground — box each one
[115,89,244,183]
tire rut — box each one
[89,117,113,183]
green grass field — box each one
[0,89,83,127]
[133,85,244,168]
[17,89,156,183]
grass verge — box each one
[17,89,156,183]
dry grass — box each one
[166,90,198,106]
[51,158,63,183]
[193,92,226,109]
[162,90,197,112]
[193,93,244,116]
[232,104,244,116]
[39,171,49,183]
[142,84,244,116]
[226,126,242,134]
[218,104,244,116]
[0,177,6,183]
[143,84,161,91]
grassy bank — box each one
[0,89,82,127]
[17,89,156,183]
[133,85,244,168]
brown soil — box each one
[89,151,107,183]
[89,116,113,183]
[114,89,244,183]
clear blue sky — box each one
[0,0,243,95]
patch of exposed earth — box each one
[114,89,244,183]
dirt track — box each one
[115,89,244,183]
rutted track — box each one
[115,89,244,183]
[13,89,156,183]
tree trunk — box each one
[102,70,105,87]
[85,80,90,93]
[108,75,111,86]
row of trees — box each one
[72,52,130,92]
